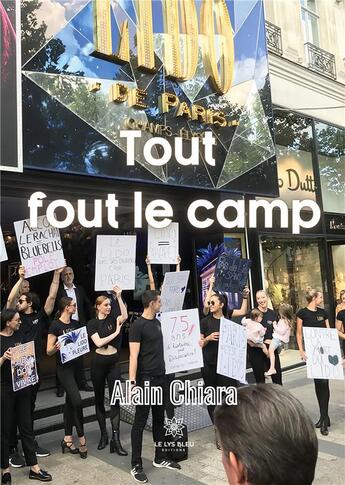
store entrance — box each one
[260,237,330,335]
[329,242,345,306]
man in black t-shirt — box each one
[14,267,63,459]
[128,290,180,484]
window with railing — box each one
[265,21,283,56]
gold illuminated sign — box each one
[92,0,234,95]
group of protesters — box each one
[1,260,344,485]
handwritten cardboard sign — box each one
[217,318,247,383]
[160,270,190,313]
[11,341,38,391]
[303,327,344,380]
[58,326,90,364]
[161,308,204,374]
[0,227,7,262]
[147,223,179,264]
[14,216,65,278]
[214,254,251,293]
[95,235,136,291]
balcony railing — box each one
[265,21,283,56]
[305,42,336,80]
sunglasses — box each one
[18,299,26,304]
[68,303,77,307]
[208,300,216,306]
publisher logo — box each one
[164,417,184,438]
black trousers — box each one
[56,361,84,437]
[201,363,237,423]
[10,363,41,450]
[56,355,87,390]
[90,352,121,433]
[248,345,282,385]
[1,385,37,469]
[131,375,166,467]
[314,379,330,421]
[164,374,175,420]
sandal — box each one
[79,438,87,459]
[61,439,79,455]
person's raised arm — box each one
[6,265,25,309]
[112,286,128,323]
[296,317,306,361]
[176,255,181,272]
[203,274,215,316]
[232,286,249,317]
[46,333,60,356]
[129,342,140,382]
[145,256,156,290]
[44,267,65,316]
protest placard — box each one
[95,235,136,291]
[214,254,251,293]
[58,326,90,364]
[161,308,203,374]
[217,318,247,383]
[11,341,38,392]
[0,227,7,262]
[14,215,65,277]
[147,223,179,264]
[160,270,190,313]
[303,327,344,380]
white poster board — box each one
[95,235,136,291]
[217,318,247,384]
[303,327,344,380]
[147,223,179,264]
[58,326,90,364]
[0,227,7,262]
[11,341,38,391]
[161,308,204,374]
[14,215,65,277]
[160,270,189,313]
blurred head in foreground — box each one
[214,384,318,485]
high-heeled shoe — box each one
[97,433,109,450]
[61,440,79,455]
[79,439,88,459]
[109,430,128,456]
[315,416,331,428]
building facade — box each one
[1,1,344,376]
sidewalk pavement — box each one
[9,366,345,485]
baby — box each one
[241,309,268,356]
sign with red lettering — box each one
[161,308,203,374]
[14,215,65,277]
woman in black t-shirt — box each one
[87,288,127,454]
[1,309,52,483]
[47,297,87,458]
[199,291,248,423]
[296,289,331,436]
[248,290,281,385]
